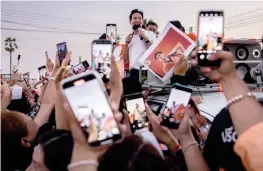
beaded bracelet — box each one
[227,92,256,107]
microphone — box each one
[132,24,144,40]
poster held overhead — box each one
[138,22,196,83]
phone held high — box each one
[60,71,122,146]
[161,83,192,129]
[197,10,224,67]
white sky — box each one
[1,1,263,78]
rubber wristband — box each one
[182,141,198,153]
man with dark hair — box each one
[170,20,185,33]
[146,21,158,36]
[123,9,156,80]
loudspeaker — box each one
[223,40,262,83]
[223,42,262,61]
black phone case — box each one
[198,54,222,67]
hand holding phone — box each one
[61,71,122,146]
[92,40,112,79]
[38,66,50,81]
[73,60,90,74]
[106,24,117,43]
[125,93,147,132]
[197,11,224,67]
[57,42,68,65]
[161,83,192,129]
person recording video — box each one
[122,9,156,80]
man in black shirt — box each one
[203,98,263,171]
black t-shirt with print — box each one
[203,98,263,171]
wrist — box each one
[179,134,195,148]
[219,71,249,100]
[167,138,180,151]
[219,71,239,86]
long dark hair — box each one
[1,111,33,171]
[38,130,73,171]
[98,135,172,171]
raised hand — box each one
[192,51,237,83]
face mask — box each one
[11,86,23,100]
[135,128,164,159]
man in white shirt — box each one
[123,9,156,80]
[171,101,180,114]
[133,103,146,125]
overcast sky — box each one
[1,1,263,78]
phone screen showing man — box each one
[63,77,121,146]
[73,61,90,74]
[38,66,49,81]
[197,11,224,66]
[92,43,112,79]
[106,24,117,43]
[125,93,147,132]
[161,85,192,129]
[57,42,68,64]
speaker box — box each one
[223,40,262,83]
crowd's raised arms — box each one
[1,4,263,171]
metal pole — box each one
[10,51,12,75]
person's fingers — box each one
[209,50,233,61]
[67,108,87,143]
[119,124,127,135]
[109,56,123,111]
[180,105,191,127]
[191,59,198,67]
[62,51,72,67]
[110,56,117,75]
[114,112,124,123]
[200,67,212,73]
[54,67,66,86]
[191,51,197,58]
[145,103,159,124]
[55,54,60,67]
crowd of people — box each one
[1,8,263,171]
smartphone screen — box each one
[125,93,147,132]
[106,24,117,43]
[62,73,121,146]
[57,42,68,64]
[73,60,90,74]
[197,11,224,67]
[92,40,112,79]
[161,84,192,129]
[38,66,49,81]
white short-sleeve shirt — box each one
[128,29,156,70]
